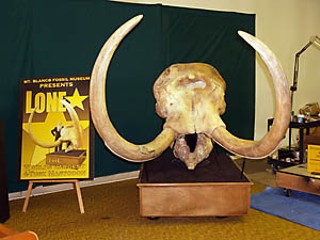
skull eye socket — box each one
[185,134,198,152]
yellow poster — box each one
[19,76,93,180]
[307,144,320,174]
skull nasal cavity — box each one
[185,134,198,152]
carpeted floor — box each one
[4,159,320,240]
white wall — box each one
[115,0,320,146]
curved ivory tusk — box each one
[60,99,83,148]
[210,31,291,159]
[90,15,175,161]
[28,108,62,148]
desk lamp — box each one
[290,35,320,113]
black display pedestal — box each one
[0,122,10,222]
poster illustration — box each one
[19,76,93,180]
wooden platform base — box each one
[46,150,86,169]
[276,164,320,195]
[137,151,252,217]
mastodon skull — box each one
[89,15,291,170]
[154,63,226,169]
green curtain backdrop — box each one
[0,0,255,192]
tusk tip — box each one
[134,14,144,22]
[237,31,253,41]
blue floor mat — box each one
[251,187,320,231]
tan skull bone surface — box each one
[89,15,291,170]
[154,63,226,169]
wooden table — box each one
[276,164,320,196]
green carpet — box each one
[5,179,319,240]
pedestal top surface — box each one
[279,164,320,179]
[140,150,250,183]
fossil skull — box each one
[154,63,226,169]
[90,15,291,170]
